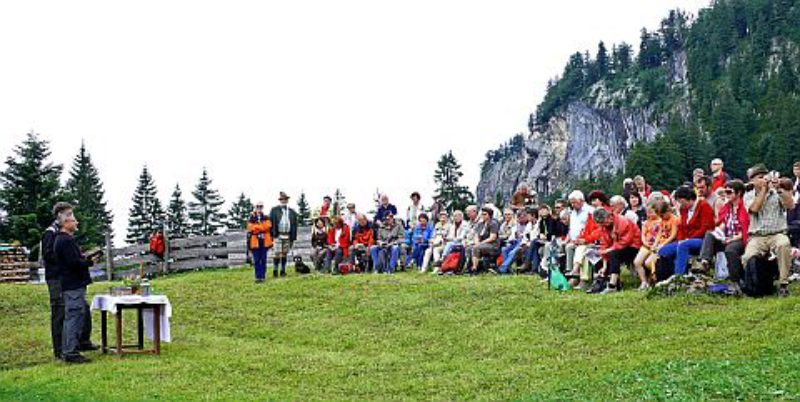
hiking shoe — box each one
[725,282,743,297]
[600,285,618,294]
[280,271,287,277]
[778,285,790,297]
[488,268,498,275]
[78,343,99,352]
[63,354,91,364]
[638,283,651,292]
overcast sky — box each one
[0,0,709,243]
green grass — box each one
[2,268,800,401]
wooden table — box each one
[92,295,171,356]
[100,303,162,355]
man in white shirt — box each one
[565,190,595,275]
[406,192,427,228]
[343,203,358,235]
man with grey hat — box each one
[269,192,299,277]
[742,164,795,296]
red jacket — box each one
[717,199,750,245]
[579,206,611,244]
[597,214,643,252]
[352,226,375,248]
[678,199,715,240]
[327,225,352,257]
[711,170,730,191]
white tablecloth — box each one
[91,294,172,342]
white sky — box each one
[0,0,709,243]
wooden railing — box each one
[27,227,315,283]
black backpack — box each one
[742,256,779,297]
[655,256,675,282]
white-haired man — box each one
[710,158,732,192]
[565,190,594,277]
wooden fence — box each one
[26,227,314,283]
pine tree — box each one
[296,192,311,226]
[332,189,346,219]
[0,132,64,249]
[596,41,609,78]
[166,184,189,238]
[226,193,253,230]
[64,141,113,248]
[126,166,165,244]
[433,151,475,213]
[188,168,225,236]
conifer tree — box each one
[596,41,609,78]
[433,151,474,213]
[166,184,189,238]
[296,192,311,226]
[0,132,64,249]
[226,193,253,230]
[188,168,225,236]
[126,166,165,244]
[64,141,113,247]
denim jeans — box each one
[658,238,703,275]
[370,245,400,273]
[499,240,521,273]
[252,248,268,280]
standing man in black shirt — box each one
[53,207,99,363]
[42,202,95,360]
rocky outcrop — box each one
[476,49,692,204]
[476,102,662,203]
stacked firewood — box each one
[0,244,31,283]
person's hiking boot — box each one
[78,343,99,352]
[280,270,287,277]
[601,284,619,294]
[255,278,265,284]
[778,285,790,297]
[273,270,278,278]
[638,282,651,292]
[63,354,91,364]
[725,282,742,296]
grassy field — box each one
[2,267,800,401]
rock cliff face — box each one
[476,51,689,204]
[477,102,661,204]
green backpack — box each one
[549,266,572,291]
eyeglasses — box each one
[724,189,734,194]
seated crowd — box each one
[303,159,800,296]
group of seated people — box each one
[306,159,800,296]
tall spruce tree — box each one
[596,41,609,78]
[166,184,189,238]
[433,151,474,213]
[126,166,165,244]
[0,132,64,249]
[332,188,346,219]
[188,168,225,236]
[296,191,311,226]
[64,142,113,247]
[226,193,252,230]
